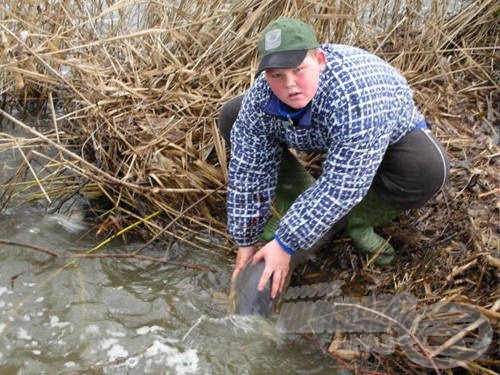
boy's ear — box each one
[315,49,327,70]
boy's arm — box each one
[226,99,282,248]
[275,127,391,253]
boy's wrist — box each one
[273,234,295,255]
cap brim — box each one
[255,50,308,78]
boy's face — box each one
[265,49,326,109]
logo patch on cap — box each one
[264,29,281,51]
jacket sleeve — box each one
[227,95,282,247]
[275,104,393,253]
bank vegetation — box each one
[0,0,498,373]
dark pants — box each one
[218,95,450,210]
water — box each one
[0,129,343,374]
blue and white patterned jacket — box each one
[227,44,424,254]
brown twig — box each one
[0,238,61,257]
[0,238,215,272]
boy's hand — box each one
[252,239,291,299]
[231,246,255,282]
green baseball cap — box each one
[256,18,319,77]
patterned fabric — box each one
[227,44,424,253]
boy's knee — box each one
[218,95,245,145]
[374,129,450,209]
[417,129,450,201]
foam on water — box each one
[136,325,164,335]
[99,338,123,361]
[143,340,199,374]
[90,334,200,374]
[17,327,32,341]
[49,315,71,329]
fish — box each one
[229,261,275,316]
[229,217,347,317]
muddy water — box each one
[0,130,343,374]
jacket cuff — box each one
[273,234,295,255]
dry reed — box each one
[0,0,498,373]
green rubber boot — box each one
[346,189,402,266]
[260,148,315,242]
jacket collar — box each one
[264,93,312,127]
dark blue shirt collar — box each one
[264,93,312,127]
